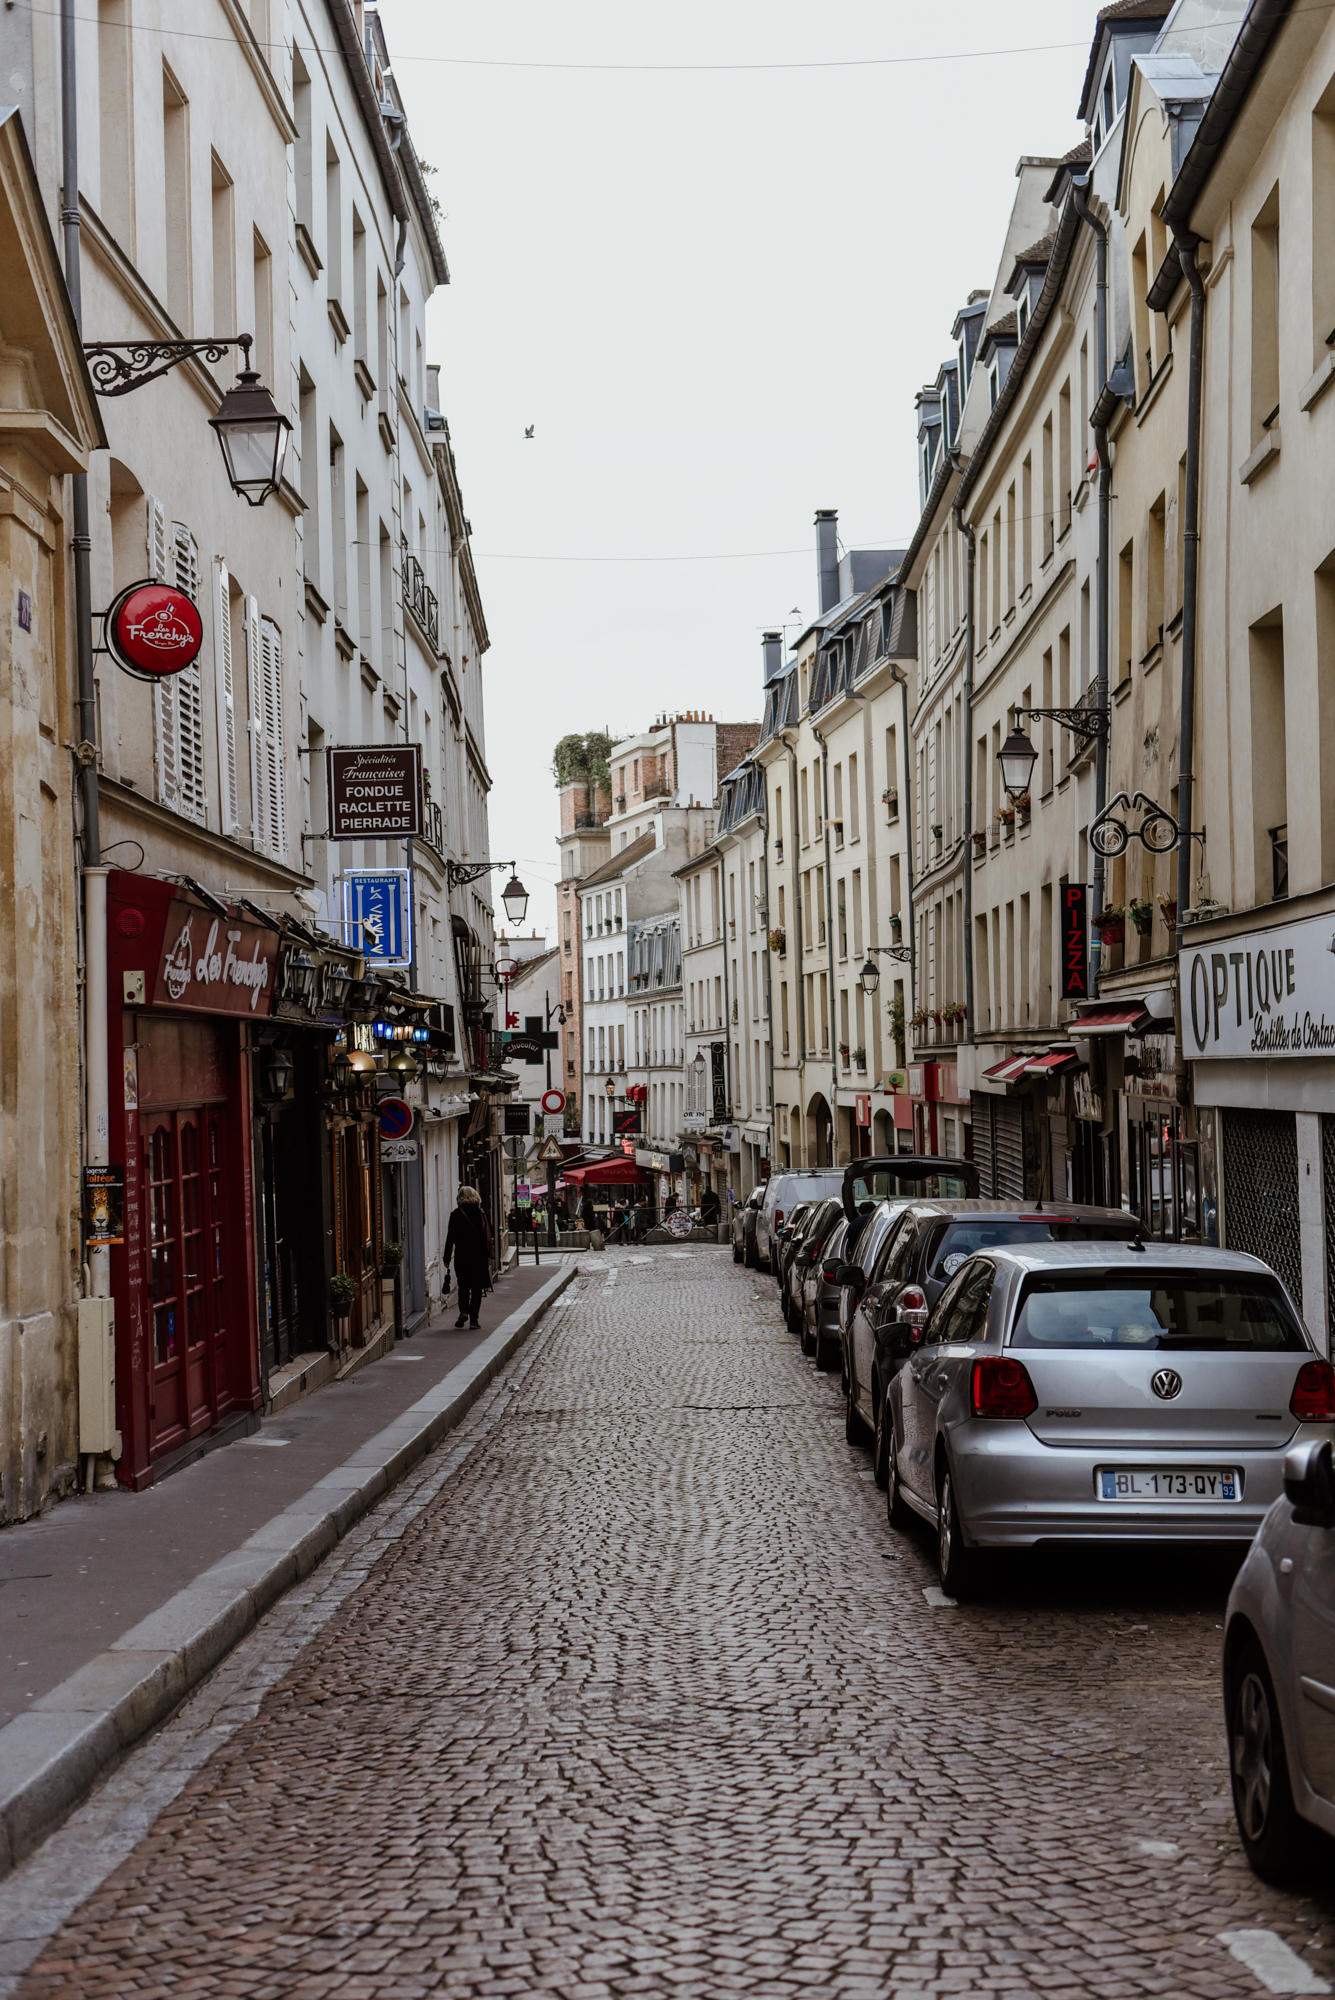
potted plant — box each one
[381,1240,405,1278]
[328,1271,356,1332]
[882,788,899,817]
[888,994,906,1067]
[767,927,786,953]
[1129,897,1154,936]
[852,1046,866,1069]
[1014,791,1032,825]
[998,803,1016,830]
[838,1040,850,1062]
[971,830,987,858]
[889,913,903,941]
[1094,904,1126,945]
[1158,894,1178,930]
[909,1006,929,1032]
[943,1000,968,1027]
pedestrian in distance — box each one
[579,1191,597,1234]
[444,1184,493,1330]
[699,1186,720,1228]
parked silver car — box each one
[883,1242,1335,1599]
[1223,1438,1335,1882]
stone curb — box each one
[0,1260,577,1880]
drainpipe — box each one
[889,668,918,1068]
[813,725,838,1162]
[951,474,976,1055]
[757,781,775,1168]
[1071,174,1111,980]
[780,731,805,1072]
[1174,234,1205,934]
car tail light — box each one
[774,1209,784,1230]
[971,1356,1038,1420]
[900,1286,927,1313]
[1291,1359,1335,1422]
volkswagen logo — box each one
[1151,1368,1183,1401]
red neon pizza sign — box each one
[105,579,204,681]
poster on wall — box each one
[83,1165,125,1247]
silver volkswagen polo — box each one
[883,1242,1335,1599]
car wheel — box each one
[844,1372,871,1447]
[886,1429,913,1531]
[743,1235,757,1268]
[1227,1639,1306,1884]
[871,1380,891,1490]
[936,1461,982,1601]
[813,1332,835,1373]
[732,1237,742,1264]
[799,1306,816,1357]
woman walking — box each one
[444,1184,493,1330]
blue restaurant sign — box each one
[343,869,412,968]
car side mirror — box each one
[1284,1439,1335,1528]
[795,1249,813,1269]
[830,1262,863,1292]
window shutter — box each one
[244,594,263,849]
[259,616,285,856]
[170,524,206,824]
[148,497,180,810]
[213,559,239,831]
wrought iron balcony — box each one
[401,539,439,649]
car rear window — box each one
[929,1218,1138,1281]
[849,1166,975,1208]
[770,1173,842,1210]
[1009,1272,1307,1352]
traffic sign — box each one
[378,1096,414,1141]
[538,1136,564,1164]
[380,1139,418,1164]
[541,1089,566,1115]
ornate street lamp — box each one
[83,333,290,507]
[605,1075,617,1097]
[501,873,529,926]
[998,721,1039,803]
[445,858,530,929]
[859,958,880,997]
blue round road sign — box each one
[378,1096,414,1141]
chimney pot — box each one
[815,508,839,615]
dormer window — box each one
[1017,296,1029,341]
[958,338,968,391]
[988,364,999,410]
[1103,68,1115,132]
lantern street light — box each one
[501,873,530,926]
[445,858,530,930]
[859,941,914,999]
[997,721,1039,803]
[693,1049,706,1072]
[208,350,293,506]
[859,958,880,997]
[605,1074,617,1097]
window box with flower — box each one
[1129,897,1154,936]
[1093,904,1126,945]
[767,927,786,954]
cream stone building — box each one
[0,111,103,1522]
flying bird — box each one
[524,425,535,439]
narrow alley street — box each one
[2,1248,1331,2000]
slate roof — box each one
[1044,139,1092,203]
[578,831,656,890]
[1079,0,1173,120]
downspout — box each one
[890,667,917,1074]
[780,731,805,1067]
[813,725,838,1162]
[1174,235,1205,932]
[1071,175,1111,979]
[757,787,775,1165]
[951,472,976,1058]
[719,853,733,1125]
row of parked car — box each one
[732,1156,1335,1885]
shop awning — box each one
[1023,1047,1081,1077]
[1071,999,1153,1036]
[982,1055,1031,1084]
[562,1157,653,1186]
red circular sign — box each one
[541,1089,565,1115]
[106,580,204,681]
[378,1096,414,1141]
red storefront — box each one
[107,872,276,1487]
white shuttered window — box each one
[213,558,239,831]
[245,596,285,857]
[148,499,207,826]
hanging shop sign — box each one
[1182,909,1335,1059]
[343,869,412,967]
[1060,881,1090,1001]
[381,1139,418,1164]
[155,901,277,1015]
[504,1103,532,1135]
[613,1110,642,1136]
[327,745,423,839]
[103,579,204,681]
[710,1040,728,1123]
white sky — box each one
[386,1,1101,938]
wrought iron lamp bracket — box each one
[82,333,253,398]
[1015,702,1110,745]
[446,858,516,891]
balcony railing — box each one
[401,539,439,649]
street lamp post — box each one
[996,703,1110,803]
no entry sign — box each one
[541,1089,565,1115]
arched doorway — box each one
[806,1093,833,1166]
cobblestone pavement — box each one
[5,1249,1334,1999]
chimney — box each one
[762,631,782,682]
[815,509,839,614]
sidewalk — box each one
[0,1255,577,1876]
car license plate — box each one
[1097,1467,1240,1502]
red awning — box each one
[562,1157,653,1186]
[1024,1047,1081,1077]
[1072,1000,1152,1035]
[982,1055,1031,1084]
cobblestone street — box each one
[5,1249,1334,1999]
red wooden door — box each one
[143,1107,233,1455]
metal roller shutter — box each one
[1222,1108,1302,1309]
[973,1095,1029,1199]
